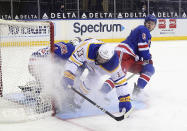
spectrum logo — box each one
[73,22,125,35]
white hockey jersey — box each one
[65,38,130,97]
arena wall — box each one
[1,19,186,46]
[53,18,187,43]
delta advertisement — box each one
[1,11,187,20]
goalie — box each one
[28,37,82,81]
[19,37,82,100]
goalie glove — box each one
[137,54,153,65]
[135,57,153,66]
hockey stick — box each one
[126,73,136,81]
[68,85,125,121]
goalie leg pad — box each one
[73,80,90,106]
[79,81,90,95]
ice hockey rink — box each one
[0,40,187,131]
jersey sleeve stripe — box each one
[115,78,127,85]
[138,47,149,51]
[105,79,115,89]
[69,55,83,66]
[115,82,127,88]
[140,73,150,82]
[139,45,149,48]
[138,42,148,46]
[138,42,149,51]
[117,44,136,57]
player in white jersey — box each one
[63,38,133,114]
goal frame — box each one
[0,20,54,97]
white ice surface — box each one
[1,40,187,131]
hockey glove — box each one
[143,59,153,65]
[118,94,132,113]
[138,56,153,65]
[63,70,75,88]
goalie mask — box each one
[69,37,82,46]
[95,44,115,65]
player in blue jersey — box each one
[28,37,81,79]
[18,38,82,113]
[20,37,82,94]
[63,38,133,115]
[101,15,157,97]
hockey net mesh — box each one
[0,19,55,122]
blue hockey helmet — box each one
[145,14,157,24]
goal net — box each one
[0,19,55,122]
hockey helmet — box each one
[145,14,157,24]
[95,43,115,65]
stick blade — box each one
[114,115,124,121]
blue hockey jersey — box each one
[31,42,75,60]
[121,25,152,60]
[54,42,75,59]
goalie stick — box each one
[68,85,126,121]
